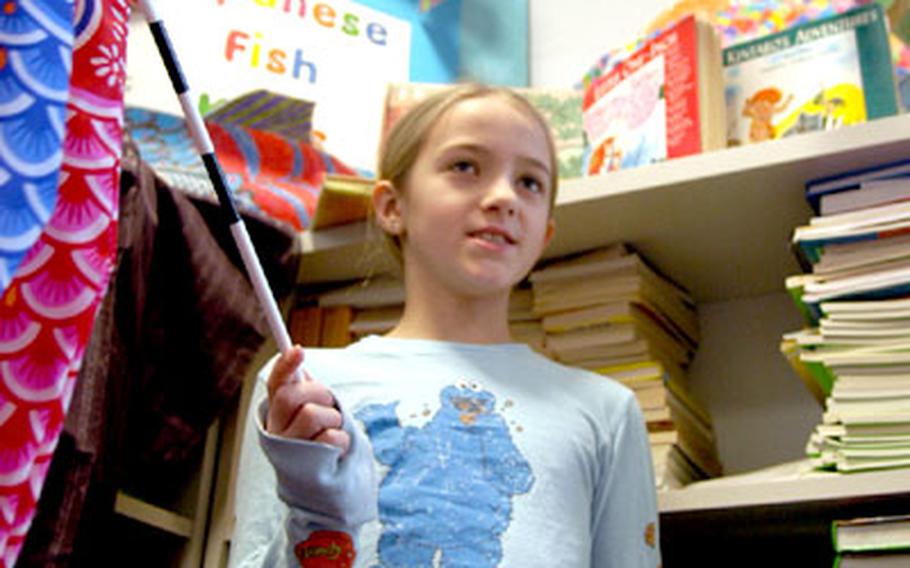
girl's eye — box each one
[450,160,477,175]
[519,175,544,194]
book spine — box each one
[803,360,837,398]
[663,15,702,158]
[786,279,820,326]
[320,306,353,347]
[856,6,898,120]
[791,240,815,273]
[796,226,910,259]
[807,158,910,205]
[830,519,840,553]
[289,305,324,347]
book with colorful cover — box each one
[723,3,898,148]
[581,15,726,174]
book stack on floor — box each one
[781,160,910,474]
[831,514,910,567]
[529,243,722,489]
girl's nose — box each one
[483,176,518,216]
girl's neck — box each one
[386,281,513,344]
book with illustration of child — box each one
[723,3,899,147]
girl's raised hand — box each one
[265,346,351,454]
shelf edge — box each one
[659,467,910,513]
[114,491,194,538]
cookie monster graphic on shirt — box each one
[356,383,534,567]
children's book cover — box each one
[581,15,719,174]
[583,54,669,173]
[723,4,897,147]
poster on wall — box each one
[125,0,412,172]
[355,0,529,87]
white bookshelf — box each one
[659,463,910,513]
[297,113,910,301]
[293,115,910,513]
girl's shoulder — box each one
[540,356,640,412]
[524,350,634,393]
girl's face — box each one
[388,95,555,300]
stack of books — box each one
[529,244,697,370]
[508,285,547,353]
[529,243,722,488]
[609,360,721,490]
[316,275,406,340]
[781,160,910,474]
[310,277,547,351]
[831,514,910,567]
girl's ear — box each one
[543,218,556,248]
[373,180,405,235]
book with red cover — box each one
[581,15,725,175]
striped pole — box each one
[136,0,304,382]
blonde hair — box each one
[376,83,559,260]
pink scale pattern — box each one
[0,0,129,565]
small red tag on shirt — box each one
[294,530,356,567]
[644,522,657,548]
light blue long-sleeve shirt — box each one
[231,336,661,567]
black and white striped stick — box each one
[137,0,304,382]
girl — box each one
[231,84,660,567]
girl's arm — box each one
[229,352,377,567]
[591,393,662,567]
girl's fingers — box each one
[266,380,341,439]
[264,345,348,453]
[313,429,351,455]
[267,345,305,400]
[280,402,344,440]
[267,378,335,434]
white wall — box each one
[528,0,676,87]
[688,294,820,474]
